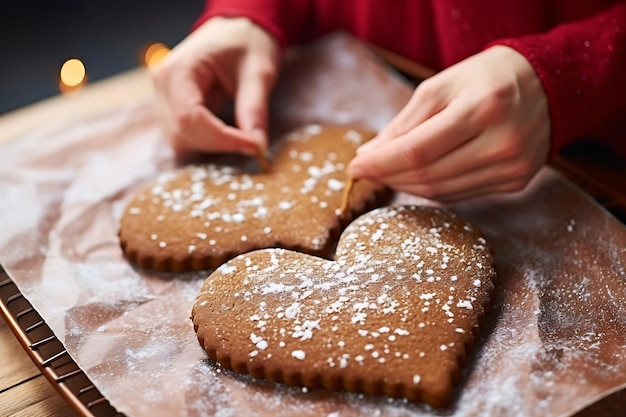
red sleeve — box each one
[195,1,626,160]
[488,2,626,160]
[192,0,313,48]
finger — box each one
[348,96,481,180]
[385,158,535,202]
[161,58,212,113]
[384,79,450,138]
[164,68,261,155]
[234,56,276,151]
[376,126,510,186]
[174,104,261,155]
[357,78,449,154]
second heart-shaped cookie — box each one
[119,125,389,271]
[192,205,496,407]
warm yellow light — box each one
[60,58,86,87]
[144,43,170,68]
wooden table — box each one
[1,64,625,417]
[0,317,81,417]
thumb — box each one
[234,58,277,152]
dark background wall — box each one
[0,0,204,114]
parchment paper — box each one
[0,33,625,417]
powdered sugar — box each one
[291,350,306,360]
[122,125,375,263]
[3,33,625,417]
[196,205,496,405]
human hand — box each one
[151,17,281,157]
[348,46,550,202]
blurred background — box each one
[0,0,204,114]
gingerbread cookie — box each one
[191,205,496,407]
[119,124,390,272]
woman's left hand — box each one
[348,46,551,202]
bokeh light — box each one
[143,42,170,68]
[59,58,86,94]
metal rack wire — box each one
[0,265,124,417]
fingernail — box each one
[237,128,266,156]
[347,162,364,179]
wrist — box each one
[198,14,284,50]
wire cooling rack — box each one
[0,265,124,417]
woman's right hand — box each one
[151,17,282,157]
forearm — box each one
[489,1,626,159]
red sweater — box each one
[195,0,626,159]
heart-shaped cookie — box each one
[191,205,496,407]
[119,125,390,271]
